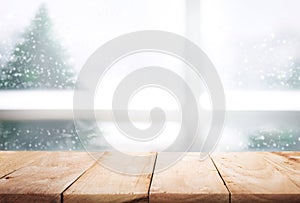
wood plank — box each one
[211,152,300,203]
[0,151,100,203]
[0,151,43,178]
[150,152,229,203]
[64,152,156,203]
[264,152,300,188]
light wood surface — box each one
[211,152,300,203]
[64,152,156,203]
[150,152,229,203]
[265,152,300,189]
[0,151,43,178]
[0,151,300,203]
[0,151,100,203]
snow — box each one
[0,90,299,113]
[226,91,300,111]
[0,90,73,110]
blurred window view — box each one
[0,0,299,151]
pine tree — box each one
[0,4,75,89]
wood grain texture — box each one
[265,152,300,189]
[211,152,300,203]
[0,151,299,203]
[150,152,229,203]
[0,151,42,178]
[0,151,100,203]
[64,152,156,203]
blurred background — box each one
[0,0,299,152]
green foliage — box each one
[0,120,103,151]
[265,60,300,89]
[0,4,75,89]
[286,64,300,89]
[249,129,300,151]
[0,121,82,150]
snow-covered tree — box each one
[0,4,75,89]
[286,61,300,89]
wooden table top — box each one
[0,151,299,203]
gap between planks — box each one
[211,152,300,203]
[149,152,229,203]
[0,151,101,203]
[1,151,299,203]
[63,152,157,203]
[0,151,44,178]
[209,154,231,203]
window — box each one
[193,0,300,151]
[0,0,299,152]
